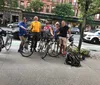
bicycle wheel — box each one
[48,41,60,57]
[20,41,34,57]
[5,35,12,51]
[41,42,48,59]
[0,37,3,52]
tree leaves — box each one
[53,3,74,17]
[30,0,44,12]
[0,0,5,8]
[78,0,100,17]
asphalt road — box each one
[0,27,100,85]
[0,37,100,85]
[73,35,100,51]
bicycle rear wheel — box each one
[5,35,12,51]
[20,41,34,57]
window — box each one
[98,32,100,35]
[20,1,24,6]
[46,5,49,12]
[27,2,30,6]
[69,0,72,4]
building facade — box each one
[18,0,78,16]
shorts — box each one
[59,37,67,47]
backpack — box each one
[65,52,81,67]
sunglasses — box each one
[56,24,59,25]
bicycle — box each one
[19,31,34,57]
[41,37,59,59]
[37,32,51,57]
[41,35,78,59]
[0,28,13,52]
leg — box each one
[18,36,25,52]
[31,33,36,51]
[62,37,67,55]
[34,33,38,51]
[59,37,63,54]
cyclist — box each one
[59,20,71,55]
[18,17,27,52]
[30,16,41,52]
[53,22,60,41]
[43,21,54,41]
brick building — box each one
[18,0,78,16]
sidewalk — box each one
[89,51,100,59]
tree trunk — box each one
[78,15,87,52]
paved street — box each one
[0,27,100,85]
[1,27,100,51]
[73,35,100,51]
[0,37,100,85]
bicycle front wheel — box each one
[48,42,60,57]
[5,35,12,51]
[40,41,48,59]
[20,41,34,57]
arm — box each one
[50,27,54,36]
[39,22,41,32]
[18,22,26,30]
[30,22,33,31]
[67,28,71,37]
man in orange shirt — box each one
[30,16,41,52]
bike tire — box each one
[20,41,34,57]
[41,43,48,59]
[48,42,60,57]
[5,35,12,51]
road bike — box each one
[19,31,34,57]
[0,28,13,52]
[41,35,78,59]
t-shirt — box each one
[18,22,27,36]
[43,25,51,38]
[30,21,41,32]
[43,25,51,32]
[59,25,69,37]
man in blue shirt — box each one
[18,17,27,52]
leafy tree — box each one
[30,0,44,12]
[7,0,18,8]
[0,0,5,9]
[78,0,100,52]
[25,6,32,12]
[11,0,18,8]
[53,3,74,17]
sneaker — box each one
[18,49,23,53]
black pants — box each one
[31,32,40,50]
